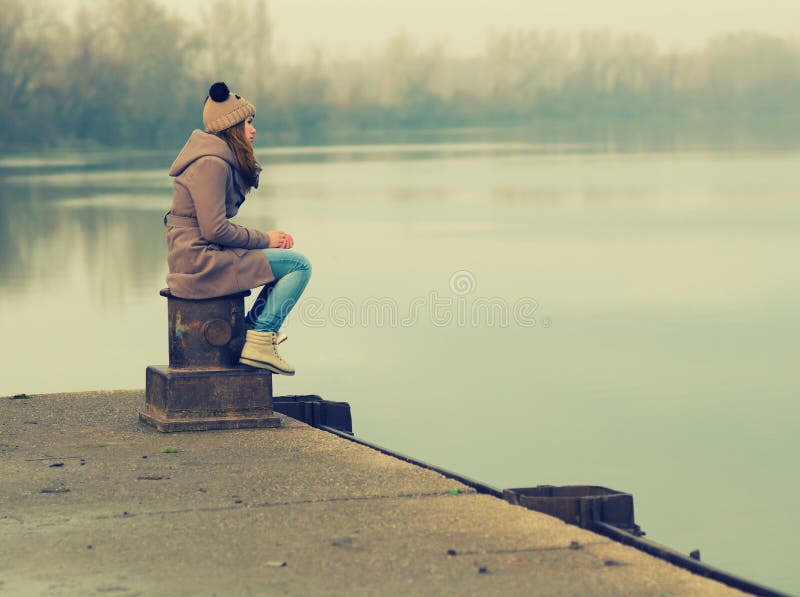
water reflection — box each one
[1,140,799,594]
[0,177,168,297]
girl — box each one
[165,82,311,375]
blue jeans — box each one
[246,249,311,333]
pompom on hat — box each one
[202,82,256,133]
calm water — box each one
[1,137,798,593]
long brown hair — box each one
[217,121,260,194]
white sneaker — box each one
[239,330,295,375]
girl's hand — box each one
[268,230,294,249]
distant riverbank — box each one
[3,0,800,151]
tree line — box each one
[2,0,799,151]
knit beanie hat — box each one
[202,82,256,133]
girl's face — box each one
[244,117,256,146]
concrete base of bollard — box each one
[138,409,282,432]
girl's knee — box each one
[299,254,312,273]
[290,250,312,273]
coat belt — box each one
[163,212,199,228]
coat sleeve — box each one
[188,157,271,249]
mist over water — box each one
[3,0,800,150]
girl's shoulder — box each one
[181,155,233,183]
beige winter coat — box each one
[165,130,274,299]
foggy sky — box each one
[64,0,800,56]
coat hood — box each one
[169,130,236,177]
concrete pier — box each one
[1,391,744,596]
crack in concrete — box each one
[450,541,608,557]
[90,490,471,521]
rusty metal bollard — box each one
[139,288,281,432]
